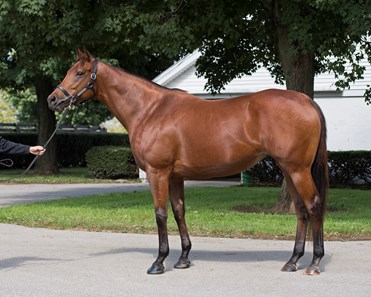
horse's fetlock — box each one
[313,246,324,258]
[181,237,192,251]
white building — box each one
[140,51,371,181]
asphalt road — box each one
[0,224,370,297]
[0,181,370,296]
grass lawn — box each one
[0,186,369,240]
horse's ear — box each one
[83,49,95,62]
[76,49,84,60]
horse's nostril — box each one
[50,95,56,103]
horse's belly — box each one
[173,151,264,180]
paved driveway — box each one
[0,224,370,297]
[0,179,238,207]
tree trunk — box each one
[273,0,315,213]
[33,77,58,174]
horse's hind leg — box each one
[281,172,309,272]
[169,177,192,269]
[288,169,325,275]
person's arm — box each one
[0,136,45,156]
[0,136,30,155]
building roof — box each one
[153,50,371,99]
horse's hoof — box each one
[174,258,191,269]
[147,263,165,275]
[281,263,297,272]
[303,265,320,276]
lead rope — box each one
[0,105,72,181]
[0,159,13,168]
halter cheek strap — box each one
[56,59,98,106]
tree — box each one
[0,0,176,173]
[179,1,371,100]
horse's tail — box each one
[310,100,329,215]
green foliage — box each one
[1,85,112,125]
[327,151,371,187]
[3,0,369,103]
[85,146,138,179]
[55,101,112,126]
[1,87,37,122]
[0,0,177,127]
[0,0,178,85]
[0,89,16,122]
[136,0,369,100]
[246,151,371,188]
[247,157,284,185]
[1,0,370,95]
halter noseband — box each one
[56,59,98,107]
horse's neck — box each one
[96,62,162,133]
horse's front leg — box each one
[146,168,171,275]
[169,177,192,269]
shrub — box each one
[247,156,283,185]
[327,151,371,187]
[245,151,370,188]
[85,146,138,179]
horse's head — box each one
[47,49,97,112]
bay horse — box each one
[47,49,328,276]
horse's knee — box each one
[155,208,168,225]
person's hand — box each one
[29,146,46,156]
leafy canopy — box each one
[0,0,178,124]
[172,0,370,101]
[1,0,370,107]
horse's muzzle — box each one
[47,94,68,112]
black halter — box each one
[56,59,98,106]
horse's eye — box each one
[76,71,84,77]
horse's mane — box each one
[114,64,187,93]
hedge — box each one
[0,132,130,168]
[85,146,138,179]
[247,151,370,188]
[327,151,371,187]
